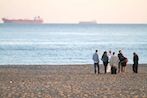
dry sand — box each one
[0,64,146,98]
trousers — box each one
[94,63,100,74]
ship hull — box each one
[79,22,97,24]
[2,18,43,24]
[79,20,97,24]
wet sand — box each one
[0,64,146,98]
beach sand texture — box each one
[0,64,146,98]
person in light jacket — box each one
[92,50,100,74]
[107,50,113,73]
[110,52,119,70]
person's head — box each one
[104,51,107,55]
[133,52,136,56]
[109,50,112,54]
[113,52,115,55]
[95,50,98,53]
[119,50,121,53]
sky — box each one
[0,0,147,23]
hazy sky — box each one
[0,0,147,23]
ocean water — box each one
[0,24,147,65]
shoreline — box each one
[0,63,146,65]
[0,64,146,97]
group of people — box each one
[92,50,139,74]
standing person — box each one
[110,52,119,74]
[118,50,124,73]
[92,50,100,74]
[121,57,127,73]
[133,52,139,73]
[107,50,113,73]
[101,51,109,74]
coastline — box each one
[0,64,146,97]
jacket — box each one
[110,55,119,67]
[93,53,100,63]
[101,55,108,62]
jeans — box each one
[103,62,108,74]
[94,63,100,74]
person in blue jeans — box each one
[92,50,100,74]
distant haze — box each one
[0,0,147,23]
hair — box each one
[113,52,115,55]
[104,51,107,54]
[133,52,136,55]
[109,50,112,53]
[96,50,98,52]
[102,51,107,57]
[119,50,122,53]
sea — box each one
[0,24,147,65]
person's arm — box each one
[98,55,100,63]
[107,56,109,62]
[137,55,139,61]
[117,57,119,64]
[133,56,135,63]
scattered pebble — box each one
[0,64,146,97]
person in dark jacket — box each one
[118,50,124,73]
[120,57,127,73]
[101,51,109,74]
[133,52,139,73]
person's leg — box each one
[94,63,96,74]
[121,65,123,72]
[118,62,121,73]
[105,63,108,74]
[115,67,117,74]
[135,64,138,73]
[136,64,138,73]
[103,62,104,73]
[106,63,111,73]
[104,62,107,74]
[97,63,100,74]
[133,64,135,73]
[111,67,113,74]
[124,66,126,72]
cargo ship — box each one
[79,20,97,24]
[2,16,43,24]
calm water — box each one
[0,24,147,65]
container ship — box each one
[79,20,97,24]
[2,16,43,24]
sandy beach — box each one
[0,64,146,98]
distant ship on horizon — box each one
[2,16,43,24]
[79,20,97,24]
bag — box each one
[120,57,127,64]
[126,58,128,63]
[111,66,117,74]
